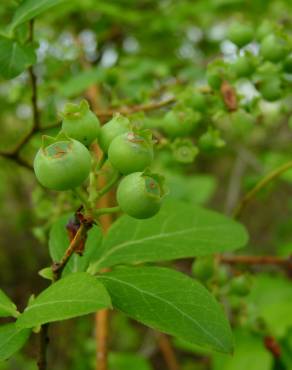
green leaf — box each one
[98,266,233,353]
[0,290,18,318]
[213,329,273,370]
[90,201,248,272]
[0,37,36,79]
[10,0,67,31]
[109,352,153,370]
[165,172,217,205]
[59,68,105,97]
[38,267,54,281]
[248,274,292,337]
[17,272,111,329]
[0,323,31,362]
[49,214,103,276]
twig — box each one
[233,160,292,218]
[27,20,49,370]
[218,255,292,269]
[28,20,40,130]
[224,152,246,215]
[95,97,175,119]
[0,20,41,170]
[94,206,121,218]
[96,308,110,370]
[0,152,33,169]
[157,333,180,370]
[37,324,49,370]
[97,172,120,199]
[37,215,92,370]
[51,222,90,280]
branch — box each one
[0,152,33,170]
[157,333,181,370]
[28,20,40,130]
[95,97,175,119]
[219,255,292,269]
[36,213,93,370]
[51,221,91,281]
[37,324,49,370]
[96,308,110,370]
[0,95,173,167]
[96,172,120,200]
[0,20,41,170]
[233,160,292,218]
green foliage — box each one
[99,266,233,353]
[0,0,292,368]
[164,173,217,205]
[17,272,111,328]
[248,274,292,337]
[0,323,31,362]
[10,0,66,31]
[90,201,248,272]
[0,289,18,318]
[213,329,273,370]
[109,352,153,370]
[0,37,35,79]
[59,68,105,97]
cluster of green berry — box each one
[155,20,292,163]
[149,89,225,165]
[192,257,252,297]
[208,20,292,102]
[33,100,166,219]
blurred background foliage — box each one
[0,0,291,369]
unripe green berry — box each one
[180,90,207,112]
[259,77,282,102]
[256,21,274,41]
[231,55,255,78]
[171,138,199,164]
[192,257,215,282]
[163,109,201,138]
[227,22,253,48]
[99,114,131,153]
[231,110,256,135]
[260,34,288,62]
[198,127,225,153]
[34,135,91,191]
[117,171,165,219]
[207,71,222,90]
[191,92,208,112]
[108,131,154,175]
[230,274,252,296]
[61,100,100,147]
[217,266,229,286]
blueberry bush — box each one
[0,1,292,370]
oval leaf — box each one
[0,37,36,79]
[0,289,18,318]
[0,323,31,362]
[90,201,248,272]
[98,267,233,353]
[17,272,111,328]
[10,0,67,30]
